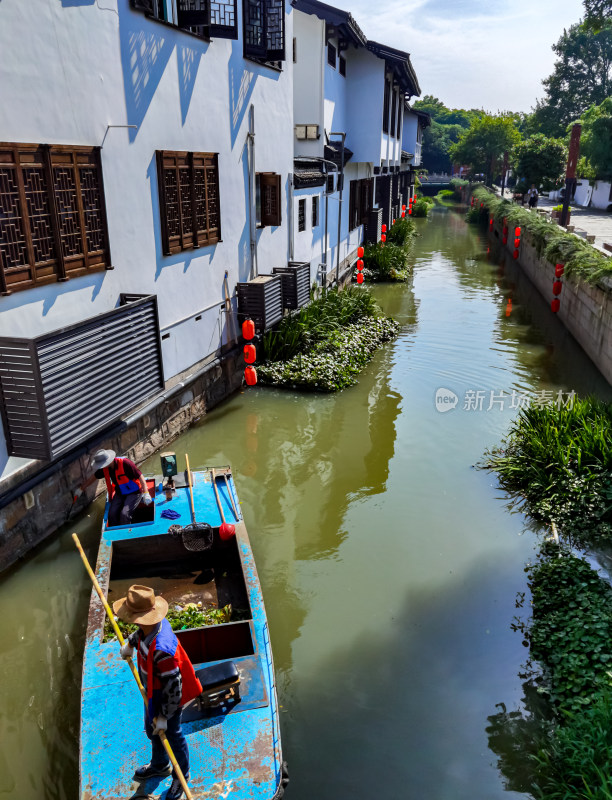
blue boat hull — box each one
[79,467,284,800]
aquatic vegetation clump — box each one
[411,197,432,217]
[484,397,612,548]
[258,316,400,392]
[103,602,234,642]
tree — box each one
[533,22,612,136]
[420,121,464,173]
[583,0,612,30]
[513,134,567,190]
[580,98,612,180]
[449,114,521,183]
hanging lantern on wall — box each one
[402,205,406,211]
[514,227,521,236]
[242,319,255,340]
[357,259,364,270]
[244,366,257,386]
[401,212,406,218]
[381,233,386,242]
[514,238,521,248]
[358,246,364,258]
[552,281,563,296]
[555,263,565,277]
[356,272,364,284]
[243,344,256,364]
[381,224,387,233]
[551,298,560,313]
[513,249,519,259]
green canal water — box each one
[1,205,611,800]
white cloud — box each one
[322,0,586,111]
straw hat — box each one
[91,449,116,470]
[112,585,168,625]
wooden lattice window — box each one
[156,151,221,255]
[257,172,282,227]
[326,174,335,194]
[327,42,336,68]
[243,0,285,62]
[339,55,346,77]
[298,199,306,232]
[382,79,390,134]
[390,88,398,138]
[131,0,238,40]
[312,196,319,228]
[0,143,110,295]
[349,178,373,231]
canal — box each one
[1,203,611,800]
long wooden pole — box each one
[185,454,196,524]
[210,468,226,525]
[72,533,193,800]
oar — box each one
[211,468,235,539]
[72,533,193,800]
[185,454,196,524]
[222,472,239,521]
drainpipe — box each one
[330,131,346,286]
[247,105,258,278]
[289,172,294,262]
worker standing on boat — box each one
[75,449,151,527]
[115,585,203,800]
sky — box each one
[324,0,587,112]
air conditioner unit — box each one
[273,262,311,310]
[295,124,320,141]
[237,275,284,333]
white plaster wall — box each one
[0,0,294,477]
[323,36,349,138]
[293,10,324,159]
[402,113,419,159]
[574,179,592,207]
[592,180,612,210]
[346,49,384,164]
[292,186,324,281]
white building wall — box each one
[403,113,419,160]
[591,180,612,211]
[292,186,325,281]
[293,10,325,159]
[346,50,384,164]
[323,36,349,137]
[0,0,294,478]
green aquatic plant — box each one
[411,198,431,217]
[102,602,233,643]
[362,242,410,282]
[386,217,416,246]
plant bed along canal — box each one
[2,203,612,800]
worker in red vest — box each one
[114,585,203,800]
[76,449,151,526]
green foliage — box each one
[362,241,411,282]
[261,286,379,363]
[103,603,234,643]
[483,396,612,548]
[513,134,567,190]
[471,185,612,284]
[258,316,400,392]
[449,114,521,182]
[411,198,431,217]
[526,542,612,711]
[583,0,612,31]
[580,97,612,180]
[532,22,612,137]
[386,217,416,246]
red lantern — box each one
[402,205,406,211]
[243,344,256,364]
[503,227,508,235]
[514,238,521,248]
[552,280,563,296]
[356,272,364,284]
[393,219,396,225]
[408,209,412,215]
[555,263,565,277]
[480,202,484,208]
[357,259,364,270]
[401,212,406,218]
[381,233,386,242]
[514,227,521,236]
[551,298,560,313]
[219,522,236,540]
[381,224,387,233]
[513,249,519,259]
[242,319,255,340]
[502,237,508,245]
[244,366,257,386]
[357,246,364,258]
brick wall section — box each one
[0,348,244,574]
[492,222,612,385]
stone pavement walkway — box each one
[497,188,612,256]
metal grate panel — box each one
[0,296,164,460]
[365,208,383,244]
[237,275,283,333]
[273,262,310,311]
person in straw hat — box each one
[75,449,151,527]
[114,585,203,800]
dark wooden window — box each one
[349,178,374,231]
[156,150,221,255]
[131,0,238,40]
[339,55,346,77]
[298,199,306,232]
[396,99,403,140]
[243,0,285,62]
[326,174,335,194]
[293,36,297,62]
[327,41,336,68]
[382,79,390,134]
[390,88,398,138]
[258,172,282,227]
[0,143,110,295]
[312,196,319,227]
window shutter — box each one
[243,0,267,58]
[265,0,285,61]
[157,151,182,256]
[210,0,238,38]
[261,173,281,227]
[177,0,211,32]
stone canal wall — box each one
[490,221,612,386]
[0,347,244,574]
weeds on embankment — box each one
[361,217,416,283]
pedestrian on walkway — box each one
[527,184,539,209]
[115,585,203,800]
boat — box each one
[78,459,286,800]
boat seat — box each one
[194,660,241,709]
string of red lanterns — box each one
[242,319,258,386]
[356,245,365,283]
[551,263,564,312]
